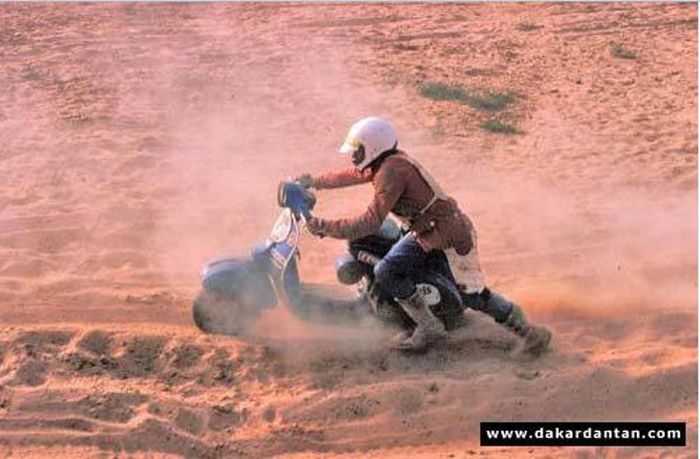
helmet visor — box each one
[339,142,356,155]
[339,134,361,155]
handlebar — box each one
[277,181,316,220]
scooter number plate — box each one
[270,209,293,243]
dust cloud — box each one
[147,5,696,333]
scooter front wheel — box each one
[192,289,261,336]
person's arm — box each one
[312,162,409,240]
[312,167,373,190]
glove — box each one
[295,173,315,189]
[306,216,327,238]
[409,214,436,235]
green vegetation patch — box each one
[419,82,516,112]
[481,120,521,135]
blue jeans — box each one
[374,232,513,321]
[373,233,429,300]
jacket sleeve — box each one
[313,167,372,190]
[319,162,409,240]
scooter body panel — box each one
[194,181,465,335]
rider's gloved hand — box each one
[306,216,327,238]
[295,173,315,189]
[409,214,436,235]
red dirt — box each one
[0,3,696,457]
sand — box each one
[0,3,696,458]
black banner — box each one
[480,422,686,447]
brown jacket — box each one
[313,151,475,254]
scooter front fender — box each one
[201,257,277,311]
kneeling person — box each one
[297,116,551,353]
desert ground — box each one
[0,3,697,458]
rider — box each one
[297,116,551,353]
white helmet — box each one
[339,116,398,170]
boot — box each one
[502,303,552,357]
[389,329,412,348]
[472,289,551,356]
[392,291,447,351]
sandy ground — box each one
[0,3,697,458]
